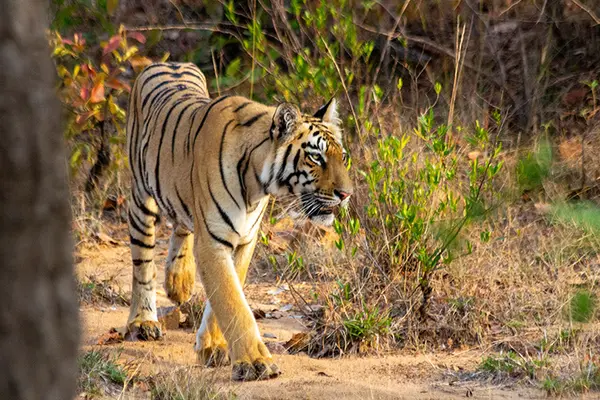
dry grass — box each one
[149,367,235,400]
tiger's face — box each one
[267,99,353,226]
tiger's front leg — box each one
[194,240,280,381]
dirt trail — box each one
[77,241,547,400]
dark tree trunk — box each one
[0,1,80,399]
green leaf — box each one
[225,57,241,78]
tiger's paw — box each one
[232,359,281,381]
[127,320,162,341]
[165,268,195,305]
[196,344,230,367]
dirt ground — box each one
[76,238,556,400]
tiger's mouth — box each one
[300,195,337,224]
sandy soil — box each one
[76,239,552,400]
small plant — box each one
[516,138,552,193]
[78,349,128,397]
[480,351,547,381]
[78,275,129,306]
[569,290,596,323]
[49,25,153,191]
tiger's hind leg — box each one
[126,188,162,340]
[164,225,196,305]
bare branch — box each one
[570,0,600,25]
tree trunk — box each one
[0,1,80,400]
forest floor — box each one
[74,221,578,400]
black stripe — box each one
[129,212,152,237]
[171,102,195,164]
[132,192,159,219]
[236,149,248,206]
[139,87,179,174]
[239,112,267,128]
[154,97,181,213]
[191,96,231,149]
[219,120,241,209]
[184,100,210,154]
[129,209,151,230]
[127,79,139,172]
[292,149,301,170]
[208,182,240,236]
[175,188,192,221]
[276,144,293,184]
[198,204,234,250]
[234,102,251,112]
[248,204,267,233]
[236,150,249,206]
[133,259,153,266]
[130,236,155,249]
[164,198,177,221]
[141,79,203,117]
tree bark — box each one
[0,1,80,400]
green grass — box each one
[78,349,128,397]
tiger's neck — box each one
[235,108,277,211]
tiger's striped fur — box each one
[126,62,352,381]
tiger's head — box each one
[265,99,353,226]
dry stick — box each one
[448,20,467,129]
[319,36,362,142]
[366,0,412,116]
[250,0,257,99]
[498,0,526,16]
[168,0,188,26]
[354,21,520,110]
[570,0,600,25]
[211,50,220,97]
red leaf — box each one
[79,85,90,101]
[90,83,105,103]
[103,35,121,55]
[127,31,146,44]
[105,77,131,92]
[81,63,96,78]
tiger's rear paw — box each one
[196,344,230,367]
[128,320,162,341]
[165,268,194,305]
[232,359,281,381]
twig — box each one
[353,20,520,109]
[498,0,525,16]
[367,0,412,116]
[319,36,362,142]
[448,19,467,128]
[570,0,600,25]
[211,50,220,96]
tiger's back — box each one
[127,62,211,230]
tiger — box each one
[125,62,353,381]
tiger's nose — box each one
[334,189,352,201]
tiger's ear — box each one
[272,102,301,142]
[313,98,339,125]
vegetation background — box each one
[50,0,600,398]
